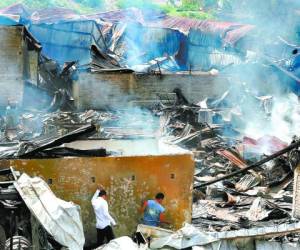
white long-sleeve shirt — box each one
[91,190,116,229]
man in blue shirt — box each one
[141,193,169,227]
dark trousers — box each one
[97,226,115,246]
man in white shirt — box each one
[91,188,116,247]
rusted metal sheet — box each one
[30,7,79,24]
[2,153,194,243]
[148,16,255,42]
[94,9,254,45]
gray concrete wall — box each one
[0,26,24,107]
[74,72,230,110]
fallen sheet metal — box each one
[144,224,215,249]
[14,173,85,250]
[246,197,289,222]
[192,240,300,250]
[147,223,300,249]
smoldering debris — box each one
[2,3,300,248]
[2,81,300,240]
[153,86,300,242]
[0,108,160,159]
[0,108,159,141]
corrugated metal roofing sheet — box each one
[30,7,80,24]
[187,45,242,71]
[0,4,253,70]
[93,9,254,45]
[105,22,183,66]
[0,4,254,47]
[0,3,30,17]
[88,8,146,24]
[28,19,107,65]
[148,16,238,34]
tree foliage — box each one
[0,0,104,12]
[2,0,294,21]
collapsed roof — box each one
[0,4,255,73]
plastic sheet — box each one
[15,173,85,250]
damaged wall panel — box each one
[28,20,107,65]
[74,72,133,109]
[74,72,230,109]
[0,25,39,109]
[0,26,24,107]
[1,153,194,244]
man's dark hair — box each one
[155,192,164,200]
[99,190,107,197]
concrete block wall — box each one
[74,72,230,110]
[74,72,133,109]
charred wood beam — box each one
[196,140,300,189]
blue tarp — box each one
[28,20,107,65]
[0,5,256,73]
[0,15,19,26]
[107,22,184,67]
[0,12,183,68]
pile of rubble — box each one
[0,107,160,159]
[0,168,85,249]
[155,87,300,239]
[1,81,300,245]
[0,108,158,142]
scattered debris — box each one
[137,223,300,250]
[155,88,300,241]
[15,173,85,250]
[1,2,300,249]
[0,168,85,249]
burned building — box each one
[4,7,254,110]
[0,120,195,243]
[1,3,300,250]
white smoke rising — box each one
[243,93,300,143]
[215,1,300,148]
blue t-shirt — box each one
[143,200,165,227]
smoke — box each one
[226,0,300,36]
[103,3,183,72]
[113,109,160,141]
[211,0,300,147]
[219,71,300,145]
[241,93,300,143]
[5,1,300,151]
[76,75,160,137]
